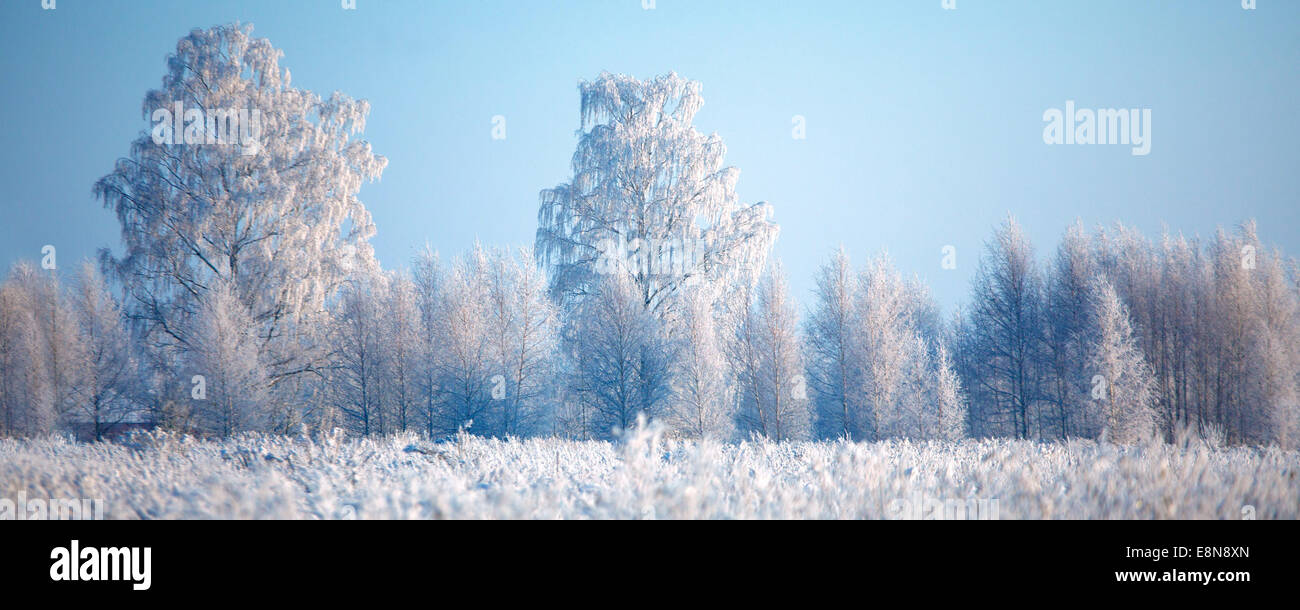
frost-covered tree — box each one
[666,289,733,440]
[1092,223,1166,435]
[723,275,763,439]
[881,337,970,441]
[962,215,1044,438]
[0,264,88,436]
[879,335,929,439]
[0,265,53,437]
[856,254,916,440]
[329,275,389,436]
[804,250,966,442]
[67,262,138,441]
[852,255,965,441]
[569,274,673,439]
[731,263,810,441]
[486,248,560,437]
[8,265,82,431]
[0,279,31,436]
[186,280,266,437]
[932,342,968,441]
[1209,227,1259,444]
[329,271,431,437]
[93,24,386,432]
[1244,245,1299,448]
[805,248,863,439]
[383,273,423,434]
[129,336,189,433]
[1156,232,1206,437]
[430,247,496,436]
[536,72,777,323]
[951,217,1300,448]
[395,245,563,439]
[412,246,444,437]
[1085,280,1157,444]
[1042,221,1096,438]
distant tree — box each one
[881,335,930,439]
[962,215,1044,438]
[186,280,266,437]
[1085,280,1157,444]
[1042,221,1096,438]
[412,246,444,437]
[805,248,863,440]
[7,265,82,432]
[430,247,496,436]
[932,342,968,441]
[731,262,810,441]
[329,275,390,436]
[667,289,733,440]
[723,275,763,440]
[569,274,673,439]
[1057,220,1300,447]
[1245,246,1300,448]
[856,254,916,440]
[0,264,53,437]
[855,255,965,441]
[1092,223,1165,436]
[536,71,777,324]
[1156,232,1205,437]
[804,250,968,442]
[67,262,138,441]
[384,272,423,434]
[483,248,560,437]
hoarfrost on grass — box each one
[2,426,1295,519]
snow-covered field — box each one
[2,427,1297,519]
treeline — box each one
[0,262,132,440]
[1,216,1296,447]
[0,243,959,443]
[955,217,1299,447]
[326,246,559,438]
[2,25,1295,448]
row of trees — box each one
[6,214,1294,447]
[1,24,1294,448]
[805,251,965,442]
[0,262,134,440]
[957,217,1299,447]
[540,253,966,442]
[325,246,559,438]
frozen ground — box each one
[2,426,1296,519]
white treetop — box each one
[93,24,387,402]
[537,72,778,323]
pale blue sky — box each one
[1,0,1297,311]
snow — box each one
[3,425,1295,519]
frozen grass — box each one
[2,426,1296,519]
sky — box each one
[1,0,1297,312]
